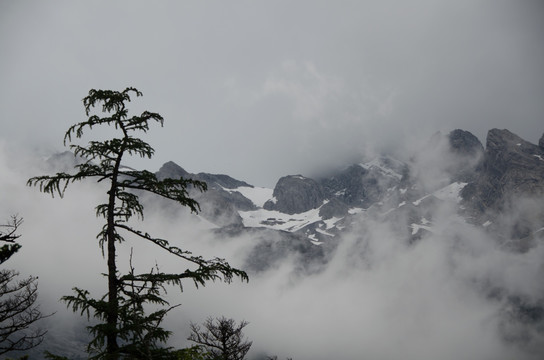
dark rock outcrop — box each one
[461,129,544,242]
[319,198,350,220]
[157,161,252,189]
[320,158,404,208]
[156,160,255,226]
[194,173,252,190]
[320,165,368,206]
[448,129,484,156]
[465,129,544,211]
[447,129,484,182]
[539,133,544,149]
[156,161,189,180]
[264,175,324,214]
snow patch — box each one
[411,223,432,235]
[324,216,342,230]
[224,186,274,207]
[239,207,323,232]
[316,228,334,237]
[412,182,467,206]
[412,195,430,206]
[432,182,468,203]
[534,154,544,161]
[348,207,364,215]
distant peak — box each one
[448,129,484,156]
[486,128,528,151]
[157,161,189,178]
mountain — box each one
[461,129,544,248]
[45,128,544,263]
[154,127,544,265]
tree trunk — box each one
[106,142,126,358]
[106,183,119,357]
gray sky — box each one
[1,0,543,186]
[2,3,544,357]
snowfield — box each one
[223,186,274,207]
[239,207,323,232]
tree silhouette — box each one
[0,216,47,355]
[188,316,252,360]
[28,88,248,359]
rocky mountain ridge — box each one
[157,129,543,248]
[47,127,544,262]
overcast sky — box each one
[2,2,544,358]
[1,0,543,186]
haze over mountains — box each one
[9,127,544,359]
[147,128,544,358]
[156,128,544,256]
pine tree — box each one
[0,216,47,355]
[188,316,252,360]
[28,88,248,359]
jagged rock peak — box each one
[486,128,531,151]
[448,129,484,156]
[264,175,324,214]
[463,128,544,213]
[195,173,253,190]
[156,161,252,189]
[157,161,189,179]
[539,132,544,149]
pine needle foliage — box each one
[27,88,248,359]
[188,317,252,360]
[0,216,23,265]
[0,216,48,355]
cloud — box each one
[2,1,542,187]
[166,202,544,360]
[261,61,344,122]
[2,137,544,359]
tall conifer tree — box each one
[28,88,248,359]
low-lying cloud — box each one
[1,141,543,360]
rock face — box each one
[539,133,544,149]
[153,128,544,245]
[320,158,405,208]
[447,129,484,182]
[319,198,350,219]
[463,128,544,213]
[264,175,324,214]
[320,165,369,207]
[156,161,189,180]
[194,173,252,189]
[448,129,484,156]
[156,161,252,189]
[155,161,255,226]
